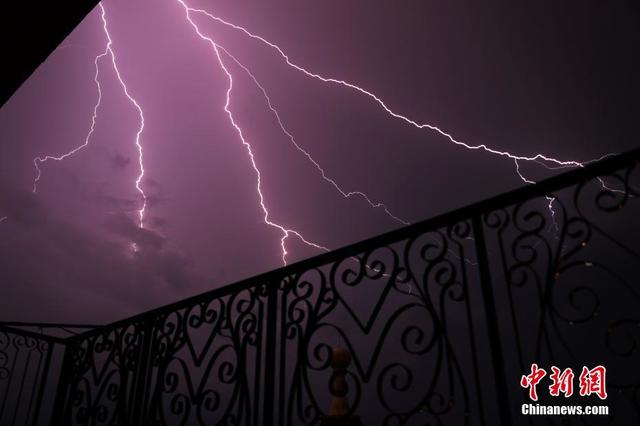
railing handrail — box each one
[67,147,640,342]
[0,323,67,345]
[0,321,100,329]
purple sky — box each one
[1,0,639,323]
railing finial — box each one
[321,346,362,426]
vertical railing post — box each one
[262,282,278,426]
[30,341,53,426]
[471,214,512,426]
[129,318,154,425]
[51,340,75,424]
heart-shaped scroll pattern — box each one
[328,253,402,334]
[182,299,224,367]
[161,344,240,424]
[75,325,143,425]
[309,301,436,383]
[87,330,118,388]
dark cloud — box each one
[1,0,638,326]
[104,212,165,250]
[149,216,168,229]
[109,152,131,169]
[95,193,138,211]
[0,182,48,225]
[0,183,207,323]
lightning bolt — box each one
[216,46,410,226]
[177,0,619,274]
[185,2,613,188]
[218,46,476,288]
[515,159,560,233]
[32,44,106,194]
[178,0,329,265]
[32,3,148,228]
[178,1,460,293]
[29,0,620,280]
[180,0,632,268]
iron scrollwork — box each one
[50,149,640,425]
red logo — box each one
[578,366,607,400]
[520,363,546,401]
[520,364,607,401]
[549,366,574,397]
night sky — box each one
[1,0,639,324]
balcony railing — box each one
[1,147,639,425]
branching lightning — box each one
[184,3,609,184]
[216,46,410,226]
[30,0,618,276]
[33,3,148,228]
[32,45,106,194]
[176,0,618,268]
[178,0,329,265]
[178,0,461,289]
[516,159,559,233]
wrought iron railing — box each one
[2,148,639,425]
[0,325,66,426]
